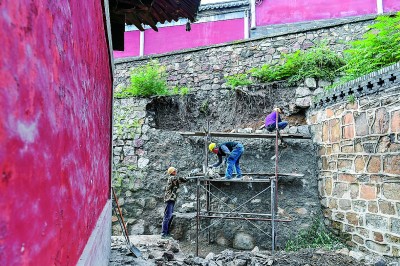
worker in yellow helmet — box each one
[208,141,244,180]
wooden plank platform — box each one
[179,131,311,139]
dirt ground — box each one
[109,235,371,266]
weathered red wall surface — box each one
[384,0,400,12]
[0,1,112,265]
[113,18,244,58]
[256,0,377,26]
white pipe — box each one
[139,30,145,56]
[377,0,383,14]
[250,0,256,29]
[244,10,249,39]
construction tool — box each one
[112,187,141,257]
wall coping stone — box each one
[313,62,400,109]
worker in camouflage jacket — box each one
[161,167,187,239]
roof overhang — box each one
[109,0,201,50]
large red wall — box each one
[256,0,377,26]
[0,1,112,265]
[113,18,244,58]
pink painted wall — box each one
[114,30,140,58]
[114,18,244,58]
[384,0,400,12]
[256,0,377,26]
[0,1,112,265]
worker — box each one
[265,107,288,132]
[208,142,244,180]
[161,167,187,239]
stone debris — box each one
[109,235,378,266]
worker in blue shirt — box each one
[208,141,244,180]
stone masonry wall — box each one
[114,17,374,92]
[112,86,319,250]
[307,63,400,257]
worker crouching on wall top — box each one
[265,107,288,132]
[161,167,187,239]
[208,141,244,180]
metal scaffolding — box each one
[180,128,311,256]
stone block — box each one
[365,240,390,254]
[384,233,400,245]
[350,183,360,199]
[378,200,396,215]
[343,112,354,125]
[354,156,365,173]
[295,86,312,97]
[356,227,370,238]
[304,78,317,88]
[341,145,354,153]
[392,246,400,257]
[360,184,377,200]
[339,174,357,183]
[383,155,400,175]
[354,112,369,136]
[353,200,367,212]
[353,234,364,245]
[346,212,359,226]
[391,110,400,133]
[367,156,381,174]
[330,119,340,142]
[337,159,352,171]
[343,125,355,139]
[366,214,388,230]
[339,199,352,210]
[322,121,329,142]
[325,177,333,196]
[328,198,337,209]
[326,109,334,118]
[372,107,389,134]
[373,232,384,242]
[390,218,400,235]
[332,182,348,198]
[334,211,345,221]
[383,183,400,201]
[368,201,379,213]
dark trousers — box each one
[162,200,175,235]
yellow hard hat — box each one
[274,107,282,113]
[209,143,216,152]
[167,167,177,175]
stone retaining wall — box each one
[308,63,400,257]
[114,17,374,92]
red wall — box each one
[114,30,140,58]
[256,0,377,25]
[0,1,112,265]
[113,18,244,58]
[384,0,400,12]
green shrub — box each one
[115,61,169,98]
[225,73,252,89]
[339,12,400,84]
[171,86,191,96]
[250,43,344,85]
[285,218,344,251]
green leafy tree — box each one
[225,73,253,89]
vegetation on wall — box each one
[285,218,344,251]
[225,73,253,89]
[115,61,191,98]
[336,12,400,85]
[250,43,345,85]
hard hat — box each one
[209,143,216,152]
[274,107,282,113]
[167,167,177,175]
